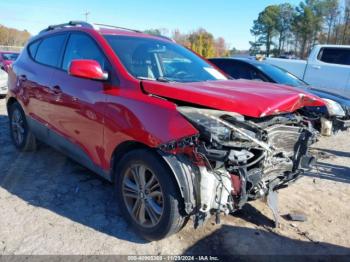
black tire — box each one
[8,102,37,151]
[115,149,187,240]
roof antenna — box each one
[83,10,90,22]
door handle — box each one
[312,65,321,70]
[51,85,62,94]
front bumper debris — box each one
[159,110,318,228]
[334,117,350,131]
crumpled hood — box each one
[142,79,325,118]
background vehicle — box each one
[0,69,8,98]
[210,57,350,134]
[265,45,350,98]
[0,51,19,72]
[7,21,324,240]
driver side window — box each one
[62,33,106,71]
[158,49,192,77]
[233,62,266,81]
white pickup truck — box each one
[265,45,350,98]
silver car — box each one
[0,69,8,97]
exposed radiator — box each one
[265,125,303,156]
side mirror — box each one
[68,59,108,81]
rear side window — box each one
[212,60,255,80]
[28,40,41,58]
[35,34,67,67]
[62,33,106,70]
[318,48,350,66]
[210,59,229,73]
[210,59,238,78]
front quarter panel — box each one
[103,87,198,169]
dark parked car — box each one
[0,51,19,72]
[209,57,350,134]
[7,21,324,240]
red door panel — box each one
[50,70,106,168]
[15,61,56,127]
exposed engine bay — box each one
[159,106,317,227]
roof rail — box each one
[39,21,94,34]
[93,23,142,33]
[38,21,174,41]
[94,24,174,41]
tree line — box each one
[0,24,31,47]
[144,28,232,58]
[250,0,350,58]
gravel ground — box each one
[0,97,350,256]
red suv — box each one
[7,21,324,240]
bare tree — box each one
[342,0,350,44]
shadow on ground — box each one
[305,147,350,184]
[233,204,275,227]
[183,225,350,257]
[312,148,350,159]
[0,113,147,244]
[305,162,350,184]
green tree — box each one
[229,47,238,56]
[276,3,294,55]
[250,5,280,57]
[251,0,350,57]
[322,0,340,43]
[305,0,325,46]
[293,2,316,58]
[249,40,262,56]
[143,29,162,36]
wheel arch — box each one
[110,140,150,181]
[6,97,18,112]
[110,141,197,215]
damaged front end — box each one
[159,107,317,227]
[299,98,350,136]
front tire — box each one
[115,149,186,240]
[8,102,37,151]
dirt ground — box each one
[0,97,350,256]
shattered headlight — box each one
[323,99,346,117]
[177,107,255,142]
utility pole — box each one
[83,10,90,22]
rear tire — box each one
[115,149,186,240]
[8,102,37,151]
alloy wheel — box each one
[122,164,164,228]
[11,109,25,146]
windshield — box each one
[104,35,227,83]
[2,53,19,61]
[257,63,307,87]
